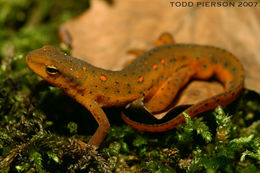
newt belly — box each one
[26,33,244,147]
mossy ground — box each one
[0,0,259,172]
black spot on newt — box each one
[140,91,145,96]
[224,61,229,67]
[232,67,237,72]
[210,56,218,64]
[202,64,207,69]
[170,58,176,62]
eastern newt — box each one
[26,33,244,147]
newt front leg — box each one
[82,100,110,147]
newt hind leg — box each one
[153,32,175,47]
[144,67,191,114]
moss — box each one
[0,0,260,172]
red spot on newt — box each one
[160,59,165,64]
[100,75,107,81]
[138,76,144,83]
[153,65,158,70]
[82,66,87,71]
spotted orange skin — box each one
[26,42,244,147]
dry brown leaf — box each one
[59,0,260,111]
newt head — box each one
[26,45,84,89]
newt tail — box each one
[121,75,243,132]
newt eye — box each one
[46,65,59,75]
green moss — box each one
[67,121,78,134]
[144,160,175,173]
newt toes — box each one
[26,33,244,147]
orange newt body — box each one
[26,34,244,147]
